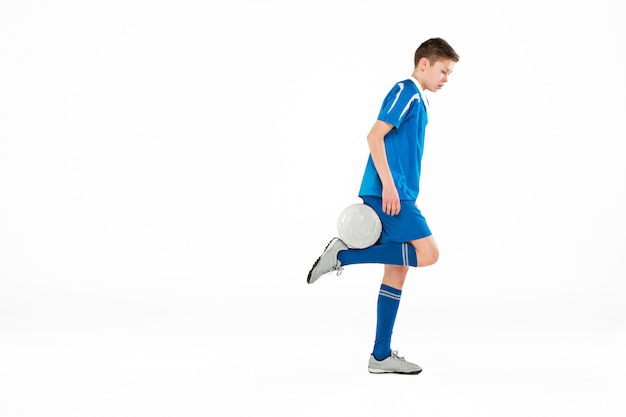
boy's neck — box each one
[411,70,426,91]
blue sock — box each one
[372,284,402,361]
[338,243,417,267]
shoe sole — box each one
[306,238,337,284]
[368,368,422,375]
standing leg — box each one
[372,264,409,360]
[368,263,421,374]
[371,235,437,357]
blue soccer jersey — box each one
[358,77,428,202]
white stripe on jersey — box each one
[386,82,404,114]
[399,93,421,120]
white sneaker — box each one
[368,350,422,374]
[306,237,348,284]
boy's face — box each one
[422,58,456,92]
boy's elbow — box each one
[367,121,393,145]
[367,132,384,146]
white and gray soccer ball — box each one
[336,203,382,249]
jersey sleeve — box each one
[377,82,421,129]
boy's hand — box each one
[382,185,401,216]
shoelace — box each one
[390,350,405,361]
[324,265,343,277]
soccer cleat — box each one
[368,350,422,374]
[306,237,348,284]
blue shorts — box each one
[361,196,432,244]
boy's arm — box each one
[367,120,401,216]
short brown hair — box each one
[414,38,460,67]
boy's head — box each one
[414,38,459,67]
[413,37,459,92]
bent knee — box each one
[418,247,439,267]
[411,236,439,267]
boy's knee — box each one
[428,249,440,266]
[387,265,409,278]
[399,265,410,276]
[383,265,409,290]
[411,237,439,267]
[383,265,409,288]
[418,247,439,267]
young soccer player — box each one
[307,38,459,374]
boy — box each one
[307,38,459,374]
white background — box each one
[1,0,625,415]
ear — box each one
[418,57,430,71]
